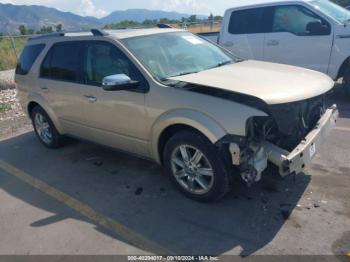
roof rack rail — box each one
[28,32,65,41]
[91,29,109,36]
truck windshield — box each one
[310,0,350,24]
[123,32,235,80]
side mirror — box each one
[306,21,330,36]
[102,74,139,91]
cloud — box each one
[150,0,212,15]
[79,0,108,18]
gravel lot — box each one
[0,70,32,137]
[0,69,15,90]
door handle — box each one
[267,40,280,46]
[84,95,97,103]
[223,41,234,47]
[40,86,49,92]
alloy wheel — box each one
[34,113,53,145]
[170,145,214,195]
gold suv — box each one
[15,28,338,201]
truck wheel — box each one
[163,130,231,202]
[344,66,350,97]
[31,106,64,149]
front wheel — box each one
[163,130,231,202]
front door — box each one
[80,41,149,157]
[263,5,333,73]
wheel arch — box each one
[151,109,228,164]
[337,56,350,79]
[26,94,64,134]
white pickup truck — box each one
[200,0,350,95]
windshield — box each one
[123,32,235,80]
[310,0,350,23]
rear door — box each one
[220,7,271,60]
[263,5,333,73]
[39,41,88,137]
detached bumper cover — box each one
[264,105,339,176]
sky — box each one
[0,0,245,18]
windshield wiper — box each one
[216,60,233,67]
[169,70,199,78]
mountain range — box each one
[0,3,202,34]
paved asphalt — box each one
[0,88,349,256]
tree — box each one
[142,19,154,25]
[56,24,63,32]
[208,13,214,21]
[27,28,35,35]
[36,26,53,34]
[214,15,223,21]
[103,20,140,29]
[18,25,27,35]
[188,15,197,23]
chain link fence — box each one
[179,20,222,33]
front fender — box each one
[151,109,229,163]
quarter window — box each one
[41,42,81,82]
[16,44,45,75]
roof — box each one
[28,28,184,43]
[224,0,313,10]
[106,28,183,39]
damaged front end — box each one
[223,95,338,185]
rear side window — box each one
[40,42,81,82]
[16,44,45,75]
[228,7,272,34]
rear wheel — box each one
[343,66,350,97]
[31,106,64,148]
[163,130,231,202]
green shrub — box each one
[0,103,11,113]
[0,36,27,71]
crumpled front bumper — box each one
[263,104,339,176]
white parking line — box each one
[0,159,171,255]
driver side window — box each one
[272,5,330,36]
[84,41,143,86]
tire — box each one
[343,66,350,97]
[163,130,231,202]
[31,106,64,149]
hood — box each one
[169,60,334,105]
